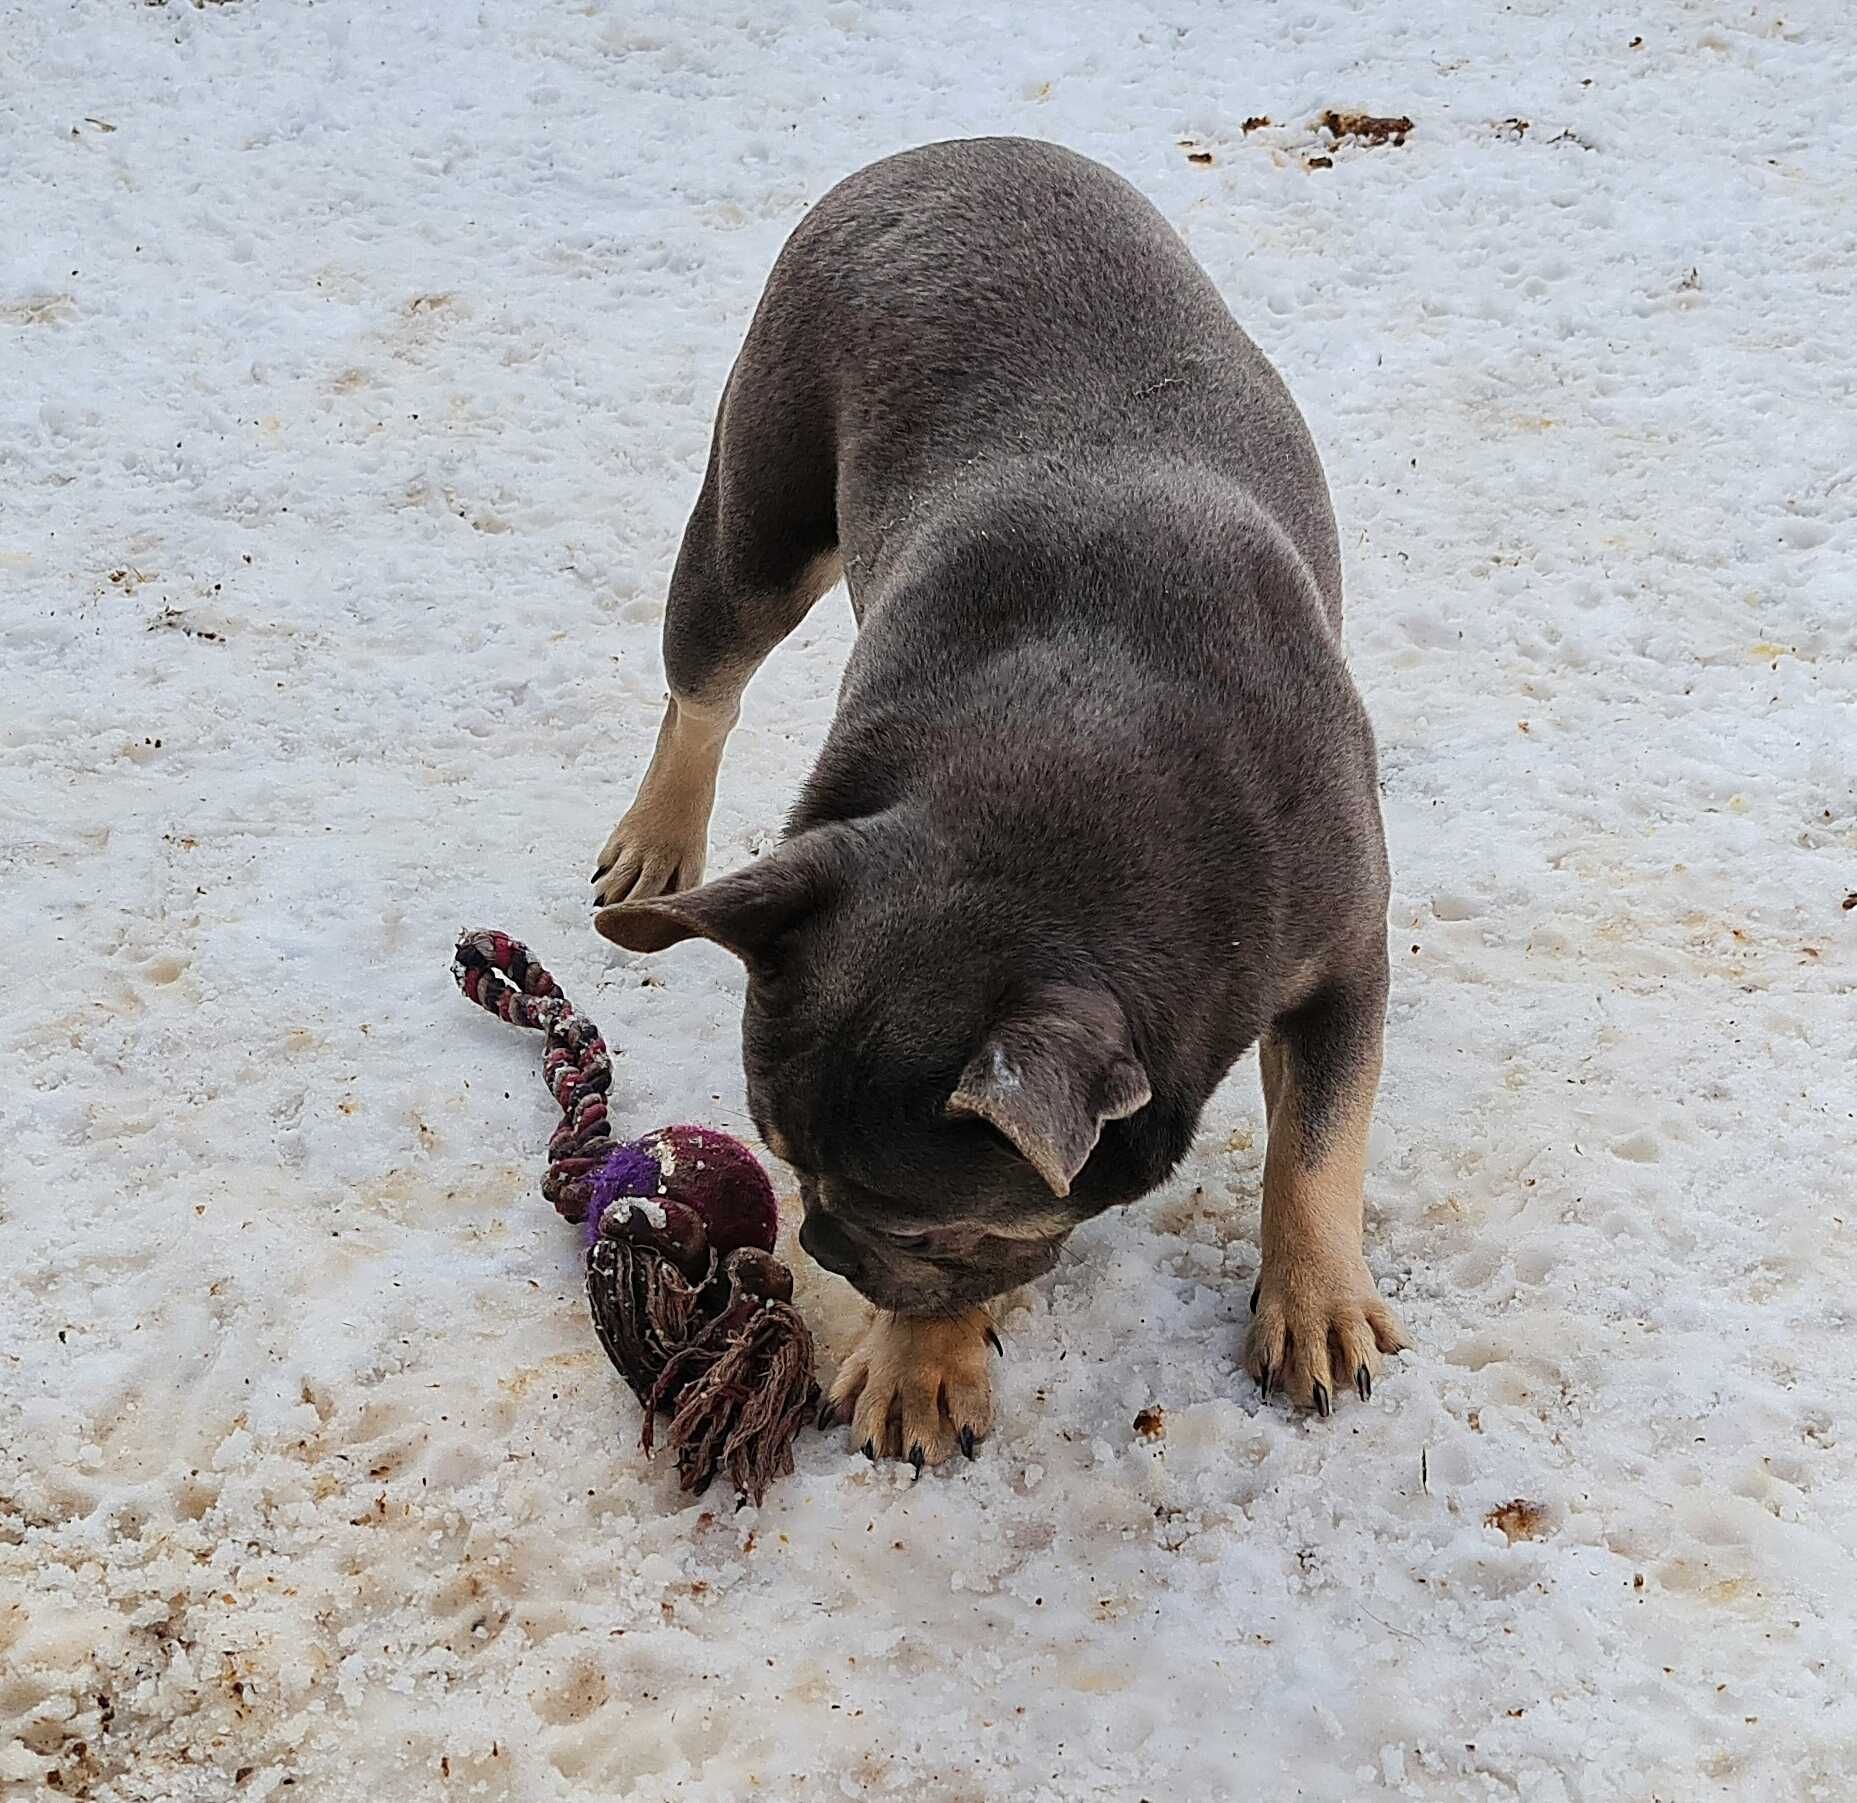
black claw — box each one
[958,1426,976,1459]
[1249,1280,1260,1314]
[862,1439,876,1462]
[817,1396,839,1432]
[1357,1364,1372,1403]
[985,1327,1004,1356]
[1259,1363,1276,1399]
[592,865,610,885]
[908,1443,925,1478]
[1313,1381,1331,1419]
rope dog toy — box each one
[452,930,819,1504]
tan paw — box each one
[590,808,706,907]
[1245,1256,1406,1416]
[821,1309,997,1470]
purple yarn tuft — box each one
[584,1140,669,1250]
[581,1125,779,1257]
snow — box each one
[3,1,1854,1798]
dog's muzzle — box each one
[798,1208,865,1285]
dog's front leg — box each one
[821,1308,998,1470]
[1246,956,1407,1413]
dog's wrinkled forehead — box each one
[743,901,987,1159]
[596,820,1150,1214]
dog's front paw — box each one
[1245,1254,1406,1415]
[821,1309,997,1469]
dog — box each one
[592,137,1406,1467]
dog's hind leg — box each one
[593,344,841,910]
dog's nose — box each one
[799,1209,862,1282]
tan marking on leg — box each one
[1258,1029,1287,1122]
[824,1307,995,1466]
[591,692,737,906]
[594,550,844,907]
[1246,1041,1406,1412]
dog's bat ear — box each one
[946,984,1150,1198]
[594,831,840,960]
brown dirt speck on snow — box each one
[1319,109,1414,147]
[1485,1498,1552,1544]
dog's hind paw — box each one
[590,814,707,909]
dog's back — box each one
[730,137,1341,615]
[735,142,1384,1118]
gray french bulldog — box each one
[592,137,1406,1468]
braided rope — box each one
[451,930,613,1222]
[451,928,819,1503]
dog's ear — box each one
[594,832,839,960]
[946,983,1150,1197]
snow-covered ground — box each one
[4,1,1854,1797]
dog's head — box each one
[594,820,1150,1313]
